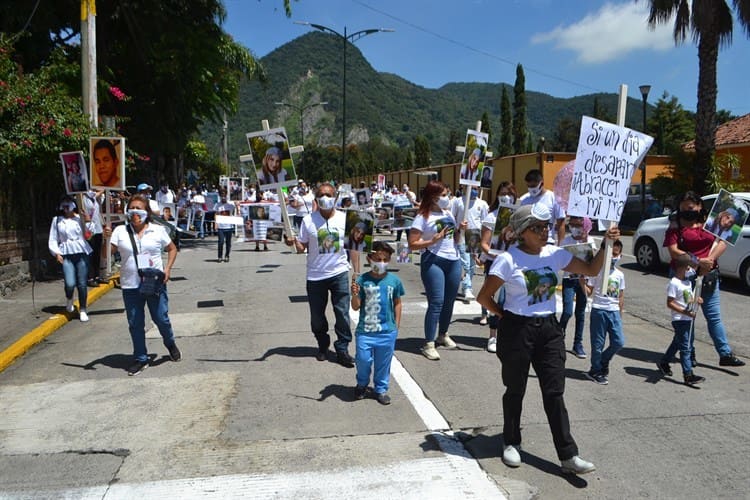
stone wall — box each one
[0,230,32,296]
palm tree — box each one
[645,0,750,193]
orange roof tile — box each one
[684,113,750,150]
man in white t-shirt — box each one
[518,169,566,245]
[156,184,176,205]
[285,182,354,367]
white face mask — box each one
[370,261,388,275]
[527,185,542,197]
[437,196,451,209]
[498,195,512,204]
[60,203,76,212]
[127,209,148,222]
[317,195,336,211]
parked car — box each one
[632,193,750,290]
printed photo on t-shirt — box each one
[606,277,620,298]
[524,266,558,305]
[317,227,340,254]
[434,217,456,238]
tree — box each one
[551,118,580,152]
[499,85,512,156]
[646,0,750,193]
[480,111,492,138]
[414,135,431,168]
[444,130,462,164]
[512,64,528,155]
[648,92,695,154]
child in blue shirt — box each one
[351,241,405,405]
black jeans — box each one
[217,228,233,258]
[497,312,578,460]
[88,233,102,280]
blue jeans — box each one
[420,251,462,341]
[356,330,398,394]
[560,277,587,345]
[457,242,476,292]
[482,261,505,330]
[217,228,233,258]
[122,287,176,362]
[663,320,693,374]
[698,279,731,357]
[589,309,625,374]
[62,253,89,308]
[306,271,352,353]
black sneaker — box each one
[127,360,149,376]
[719,355,746,367]
[585,371,608,385]
[691,351,697,367]
[336,351,354,368]
[355,385,368,400]
[684,372,706,386]
[601,364,610,377]
[657,362,673,377]
[315,350,328,362]
[376,392,391,405]
[168,344,182,362]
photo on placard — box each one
[489,203,517,255]
[480,165,494,189]
[246,127,297,188]
[465,228,482,255]
[266,225,284,242]
[159,203,177,224]
[375,204,393,228]
[562,242,594,263]
[396,241,413,264]
[60,151,89,194]
[247,204,271,220]
[344,209,374,254]
[459,129,488,187]
[90,137,126,190]
[393,206,417,230]
[355,189,370,207]
[228,177,244,201]
[703,188,750,246]
[205,192,220,210]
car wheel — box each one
[635,237,659,271]
[741,258,750,292]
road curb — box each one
[0,277,117,374]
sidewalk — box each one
[0,234,748,499]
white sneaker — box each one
[561,455,596,474]
[79,310,89,322]
[66,299,75,313]
[436,334,457,348]
[463,289,475,303]
[421,342,440,360]
[502,445,521,467]
[487,337,497,353]
[479,315,488,325]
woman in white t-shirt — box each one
[408,181,468,361]
[476,203,620,475]
[104,194,180,377]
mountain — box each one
[203,32,649,168]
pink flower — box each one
[63,128,72,137]
[108,86,127,101]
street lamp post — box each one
[295,22,393,181]
[639,84,651,221]
[274,101,328,145]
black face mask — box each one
[680,210,702,221]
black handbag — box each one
[127,225,166,297]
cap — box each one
[137,183,153,192]
[509,203,551,235]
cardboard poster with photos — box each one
[459,129,489,187]
[89,137,126,190]
[344,209,375,254]
[392,205,418,230]
[246,127,297,189]
[480,165,494,189]
[396,241,413,264]
[227,177,245,201]
[703,189,750,246]
[60,151,90,194]
[355,189,370,207]
[159,203,177,224]
[465,228,482,255]
[489,203,518,255]
[375,203,393,228]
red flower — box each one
[63,128,72,137]
[109,86,128,101]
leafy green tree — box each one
[499,85,512,156]
[646,0,750,193]
[512,64,528,155]
[551,118,579,152]
[403,148,414,170]
[444,130,462,164]
[715,109,737,125]
[480,111,492,137]
[414,135,431,168]
[648,92,695,154]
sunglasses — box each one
[527,223,550,234]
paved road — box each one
[0,234,748,499]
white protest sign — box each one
[567,116,654,222]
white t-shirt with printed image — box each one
[489,245,572,316]
[410,210,459,260]
[587,267,625,311]
[298,210,350,281]
[667,276,695,321]
[111,223,172,289]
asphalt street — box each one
[0,233,748,499]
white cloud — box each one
[531,2,675,64]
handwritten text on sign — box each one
[567,116,654,222]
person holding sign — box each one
[408,180,468,360]
[214,192,236,263]
[476,203,620,474]
[285,183,355,368]
[663,192,745,368]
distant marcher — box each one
[519,169,566,244]
[104,194,181,376]
[82,189,105,285]
[48,196,93,322]
[214,193,235,262]
[351,241,404,405]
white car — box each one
[632,193,750,290]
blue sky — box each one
[223,0,750,116]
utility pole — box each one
[81,0,98,127]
